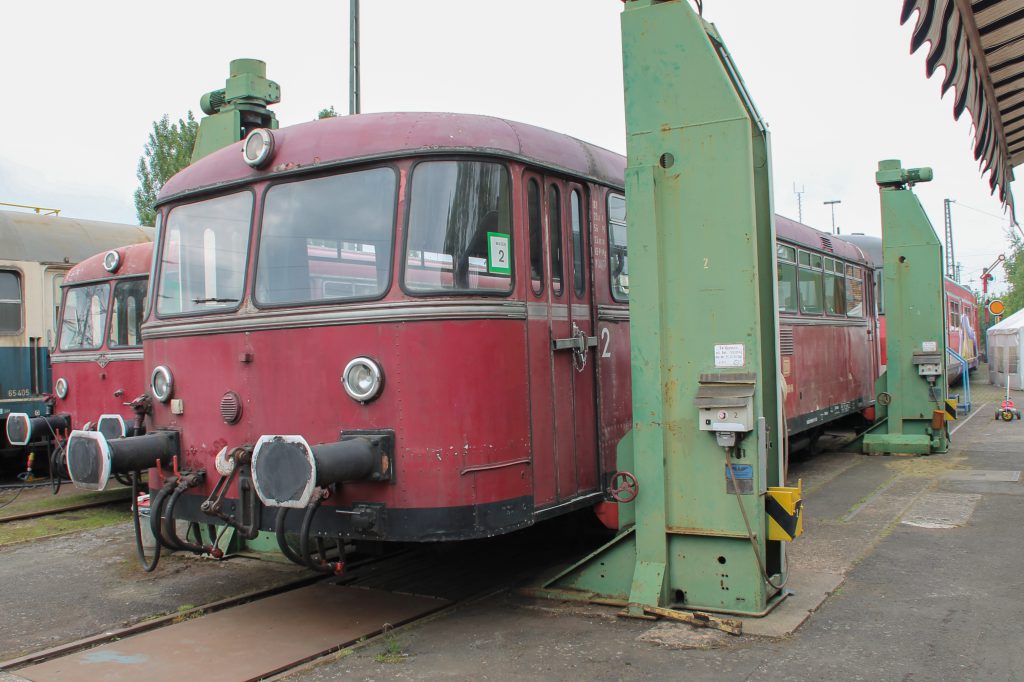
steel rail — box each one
[0,490,132,524]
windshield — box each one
[59,283,110,351]
[156,192,252,316]
[108,278,148,347]
[404,161,512,293]
[255,168,396,306]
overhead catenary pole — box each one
[943,198,956,280]
[350,0,361,115]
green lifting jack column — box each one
[191,58,280,163]
[532,0,792,618]
[862,161,948,455]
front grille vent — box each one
[220,391,242,424]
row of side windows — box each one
[777,245,864,317]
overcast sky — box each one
[0,0,1015,294]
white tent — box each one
[988,308,1024,389]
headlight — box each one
[55,377,69,399]
[151,365,173,402]
[103,249,122,273]
[342,357,383,403]
[242,128,275,168]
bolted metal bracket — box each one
[339,429,395,483]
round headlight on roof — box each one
[242,128,275,168]
[342,357,383,403]
[103,250,122,273]
[54,377,69,399]
[151,365,173,403]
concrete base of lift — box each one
[862,433,937,455]
[520,526,787,626]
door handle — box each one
[552,335,597,351]
[551,322,597,351]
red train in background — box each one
[775,217,877,440]
[51,242,152,438]
[843,234,979,382]
[6,243,152,480]
[63,113,881,569]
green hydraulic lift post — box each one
[181,58,281,556]
[533,0,795,617]
[191,58,280,163]
[862,161,949,455]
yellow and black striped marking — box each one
[766,482,803,542]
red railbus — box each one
[64,113,879,567]
[775,218,878,437]
[6,243,151,459]
[944,278,980,377]
[843,233,979,382]
[52,243,152,438]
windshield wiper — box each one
[191,297,238,304]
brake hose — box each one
[131,472,161,572]
[275,506,306,566]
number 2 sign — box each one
[487,232,511,275]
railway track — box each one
[0,486,131,525]
[0,512,605,682]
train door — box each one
[563,183,599,495]
[523,172,599,508]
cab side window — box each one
[777,245,797,312]
[608,194,628,301]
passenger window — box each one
[548,184,563,297]
[798,250,823,315]
[608,194,628,301]
[528,179,544,295]
[0,270,22,333]
[571,189,585,298]
[824,259,846,315]
[846,266,864,317]
[405,161,511,294]
[777,245,797,312]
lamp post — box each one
[824,199,841,235]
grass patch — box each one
[0,507,131,546]
[373,627,407,664]
[172,604,200,623]
[0,486,131,519]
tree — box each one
[317,106,338,119]
[134,112,199,226]
[1002,228,1024,316]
